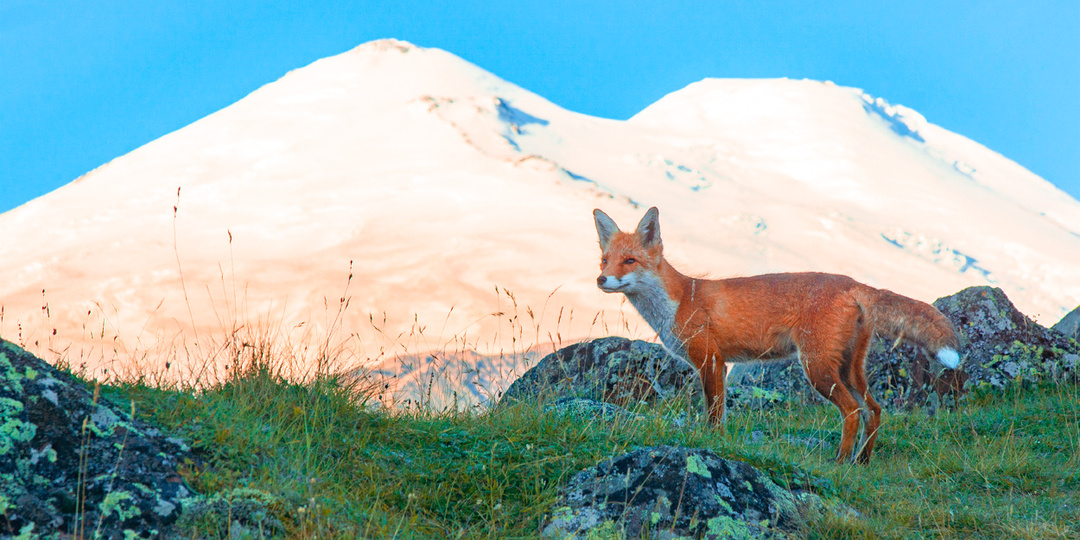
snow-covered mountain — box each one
[2,39,1078,401]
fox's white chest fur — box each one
[625,272,685,357]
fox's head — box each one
[593,207,663,295]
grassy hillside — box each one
[95,348,1079,539]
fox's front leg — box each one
[699,352,728,426]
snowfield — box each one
[2,39,1078,406]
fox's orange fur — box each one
[593,207,961,464]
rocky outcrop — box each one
[1052,305,1080,341]
[542,445,846,539]
[729,286,1080,412]
[0,339,197,539]
[933,286,1079,391]
[500,337,705,419]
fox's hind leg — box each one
[844,322,881,464]
[802,349,864,464]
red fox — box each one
[593,207,961,464]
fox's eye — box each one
[601,258,608,265]
[623,257,636,265]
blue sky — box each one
[2,1,1078,214]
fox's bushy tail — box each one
[854,286,962,368]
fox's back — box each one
[676,272,865,362]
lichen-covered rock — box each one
[0,338,198,539]
[500,337,705,418]
[728,287,1080,413]
[542,446,841,539]
[1052,304,1080,341]
[932,286,1079,392]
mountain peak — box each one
[350,38,422,55]
[261,38,541,112]
[629,78,892,136]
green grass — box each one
[95,347,1080,540]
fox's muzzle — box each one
[596,275,626,292]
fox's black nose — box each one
[596,276,605,287]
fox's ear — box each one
[593,209,620,251]
[635,207,662,248]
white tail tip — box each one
[936,348,961,369]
